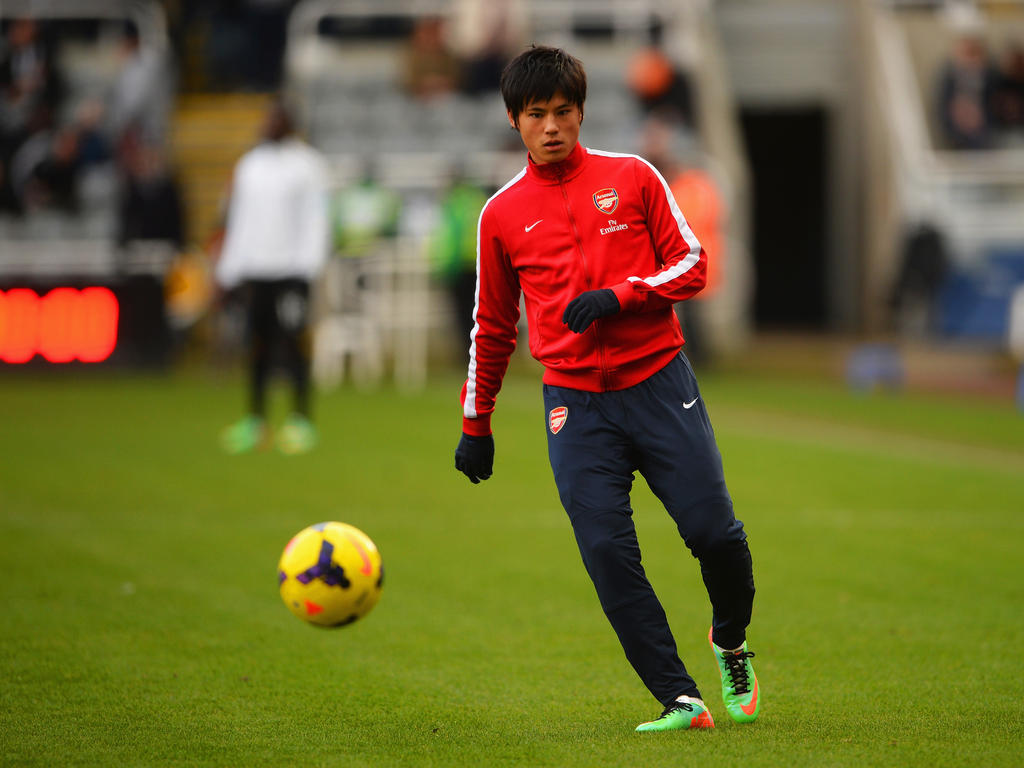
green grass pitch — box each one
[1,368,1022,766]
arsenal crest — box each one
[593,188,619,214]
[548,406,568,434]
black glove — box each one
[454,433,494,484]
[562,288,620,333]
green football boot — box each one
[709,627,760,723]
[220,415,266,454]
[276,414,317,455]
[635,695,715,732]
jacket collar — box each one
[526,142,587,184]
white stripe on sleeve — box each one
[464,166,527,420]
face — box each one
[509,93,583,165]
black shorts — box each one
[245,278,311,341]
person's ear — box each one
[507,110,519,131]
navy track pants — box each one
[543,351,754,706]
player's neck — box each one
[528,142,585,181]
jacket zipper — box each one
[559,174,610,390]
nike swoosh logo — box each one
[682,398,698,409]
[740,676,759,716]
[525,219,543,232]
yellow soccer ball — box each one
[278,522,383,628]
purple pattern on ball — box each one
[296,539,351,589]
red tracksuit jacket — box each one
[461,142,707,436]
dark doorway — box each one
[740,108,828,329]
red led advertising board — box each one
[0,287,119,364]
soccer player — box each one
[216,99,329,455]
[454,46,759,732]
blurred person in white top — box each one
[216,99,330,455]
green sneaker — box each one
[277,414,317,455]
[709,627,760,723]
[635,695,715,732]
[220,415,266,455]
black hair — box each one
[500,45,587,125]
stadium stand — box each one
[284,0,751,387]
[8,0,1017,386]
[863,0,1024,344]
[0,1,178,366]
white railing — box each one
[312,236,430,392]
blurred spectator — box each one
[890,222,949,337]
[115,135,190,361]
[108,23,174,148]
[1,18,63,214]
[331,163,401,259]
[642,117,724,363]
[400,16,460,101]
[0,18,62,130]
[936,32,999,150]
[215,99,330,455]
[117,138,185,250]
[4,115,50,213]
[992,41,1024,143]
[72,98,112,168]
[429,170,488,358]
[626,19,696,128]
[329,163,402,316]
[449,0,528,97]
[20,125,81,212]
[6,98,112,215]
